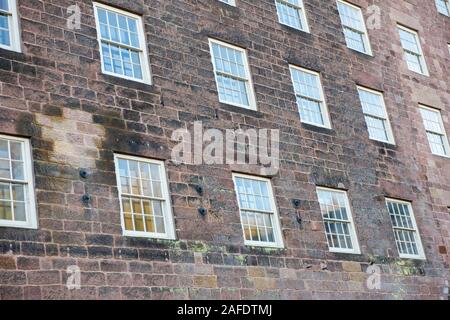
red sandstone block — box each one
[79,272,106,287]
[41,285,70,300]
[100,260,127,272]
[17,257,40,270]
[121,287,151,300]
[98,286,121,300]
[27,271,61,285]
[0,271,26,285]
[106,273,132,287]
[0,285,24,300]
[0,256,16,269]
[24,286,42,300]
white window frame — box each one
[418,104,450,157]
[114,154,176,240]
[208,38,257,110]
[275,0,310,33]
[218,0,236,6]
[397,25,429,76]
[0,0,21,52]
[93,2,152,84]
[357,86,396,145]
[385,198,426,260]
[232,173,284,249]
[316,187,361,254]
[0,134,37,229]
[289,65,332,129]
[435,0,450,16]
[336,0,372,56]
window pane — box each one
[234,176,280,246]
[0,159,10,179]
[427,132,446,155]
[0,139,8,158]
[436,0,450,16]
[358,88,393,142]
[343,27,365,52]
[0,183,10,200]
[0,14,9,30]
[210,41,253,108]
[12,161,24,180]
[386,200,423,258]
[297,97,324,125]
[291,69,321,100]
[14,202,26,221]
[419,107,449,156]
[399,29,420,54]
[12,184,24,201]
[290,67,328,127]
[0,200,12,220]
[118,159,129,177]
[152,181,162,198]
[97,9,141,49]
[124,214,133,230]
[145,215,155,233]
[9,142,23,160]
[398,27,426,74]
[276,0,306,31]
[155,216,165,234]
[150,164,160,181]
[405,52,422,73]
[0,14,10,47]
[365,115,388,141]
[130,178,140,194]
[235,177,271,211]
[116,157,171,237]
[0,0,9,11]
[337,2,365,32]
[0,137,33,227]
[420,108,443,134]
[358,89,385,118]
[240,210,275,243]
[95,5,146,81]
[337,1,370,54]
[134,214,145,232]
[217,75,249,107]
[122,198,131,213]
[100,42,143,79]
[317,189,358,252]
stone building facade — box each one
[0,0,449,300]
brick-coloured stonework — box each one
[0,0,449,300]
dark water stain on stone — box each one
[102,127,170,161]
[310,166,350,189]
